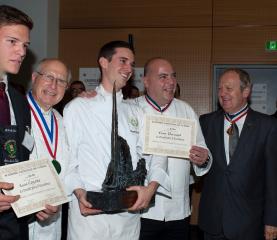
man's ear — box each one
[243,86,251,99]
[143,76,148,89]
[31,72,37,84]
[98,57,108,69]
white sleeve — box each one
[145,154,171,196]
[63,102,85,195]
[191,109,213,176]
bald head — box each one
[31,58,70,111]
[143,58,177,106]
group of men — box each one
[0,4,277,240]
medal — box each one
[227,124,234,135]
[52,159,61,174]
[225,105,248,136]
[27,92,62,174]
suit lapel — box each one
[215,111,228,167]
[8,86,25,143]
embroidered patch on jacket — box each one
[128,117,139,133]
[4,140,17,159]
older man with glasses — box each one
[27,58,70,240]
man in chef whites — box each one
[63,40,170,240]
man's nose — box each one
[50,78,58,88]
[16,44,26,58]
[167,74,176,84]
[218,88,225,96]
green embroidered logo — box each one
[4,140,17,158]
[129,117,138,127]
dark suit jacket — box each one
[272,111,277,118]
[0,85,31,240]
[198,108,277,240]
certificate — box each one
[143,114,196,158]
[0,159,68,218]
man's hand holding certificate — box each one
[0,159,68,218]
[143,114,196,158]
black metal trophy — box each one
[86,82,147,212]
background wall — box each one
[3,0,59,89]
[58,0,277,225]
[59,0,277,115]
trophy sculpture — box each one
[87,82,147,212]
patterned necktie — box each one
[229,123,239,159]
[0,82,11,125]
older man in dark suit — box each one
[199,68,277,240]
[0,5,33,240]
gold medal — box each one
[227,124,234,135]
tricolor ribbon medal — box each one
[226,124,235,135]
[145,94,172,113]
[225,105,248,136]
[27,92,61,174]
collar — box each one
[28,91,53,116]
[225,104,248,123]
[0,75,8,91]
[41,107,53,116]
[98,84,123,102]
[145,94,172,113]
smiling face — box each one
[218,71,250,114]
[99,47,134,92]
[0,24,30,78]
[31,60,68,111]
[70,82,85,98]
[144,59,177,106]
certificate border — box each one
[143,114,197,158]
[0,159,68,218]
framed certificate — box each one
[0,159,68,218]
[143,114,197,158]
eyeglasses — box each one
[36,72,68,88]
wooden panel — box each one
[59,28,212,115]
[212,26,277,64]
[214,0,277,26]
[60,0,212,29]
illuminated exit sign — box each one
[266,41,277,51]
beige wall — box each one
[60,0,277,114]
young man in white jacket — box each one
[63,41,170,240]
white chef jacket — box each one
[28,103,69,240]
[133,96,212,221]
[63,85,170,240]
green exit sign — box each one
[266,41,277,51]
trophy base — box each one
[87,190,138,212]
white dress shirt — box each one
[224,110,247,165]
[133,96,212,221]
[1,75,16,125]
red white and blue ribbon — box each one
[225,105,248,135]
[27,91,58,160]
